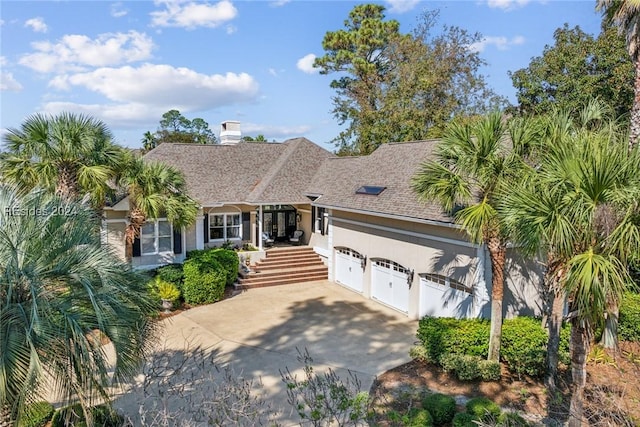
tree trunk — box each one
[600,301,619,351]
[630,59,640,150]
[486,235,506,362]
[546,281,566,394]
[568,318,592,427]
[55,164,79,201]
[125,206,146,261]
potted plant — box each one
[154,277,180,313]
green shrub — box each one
[416,317,489,362]
[156,264,184,290]
[404,408,434,426]
[209,249,239,285]
[452,412,478,427]
[498,411,530,426]
[51,404,123,427]
[409,345,430,362]
[478,359,501,381]
[466,397,501,422]
[422,393,456,425]
[439,354,490,381]
[18,401,54,427]
[501,317,548,377]
[182,258,226,305]
[619,292,640,342]
[444,319,490,357]
[152,276,181,302]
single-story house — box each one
[103,122,543,320]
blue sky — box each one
[1,0,605,151]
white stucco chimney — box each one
[220,120,241,145]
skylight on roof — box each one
[356,185,386,195]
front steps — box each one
[236,246,327,289]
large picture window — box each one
[141,220,172,255]
[209,213,241,240]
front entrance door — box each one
[259,205,298,242]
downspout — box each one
[258,204,263,251]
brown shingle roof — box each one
[306,140,453,224]
[143,139,333,205]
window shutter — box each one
[132,237,141,257]
[311,207,316,233]
[242,212,250,241]
[203,214,209,243]
[173,227,182,254]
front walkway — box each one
[116,280,418,425]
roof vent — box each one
[220,120,241,145]
[355,185,386,195]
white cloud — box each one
[110,2,128,18]
[486,0,530,10]
[0,56,6,66]
[296,54,318,74]
[268,68,278,77]
[385,0,420,13]
[151,0,238,29]
[469,35,525,53]
[1,72,23,91]
[19,31,155,73]
[48,63,259,112]
[226,24,237,34]
[25,17,48,33]
[270,0,291,7]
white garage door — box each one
[334,247,364,293]
[419,273,473,319]
[371,259,410,313]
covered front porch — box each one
[191,203,315,252]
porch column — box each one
[195,215,205,250]
[258,205,263,251]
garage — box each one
[334,247,365,293]
[419,273,474,319]
[371,259,411,313]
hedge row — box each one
[416,316,571,377]
[620,292,640,342]
[182,248,239,305]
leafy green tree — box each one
[242,134,267,142]
[315,5,506,155]
[501,102,640,425]
[597,0,640,148]
[0,113,123,207]
[509,24,633,121]
[147,110,217,149]
[116,153,198,260]
[0,185,158,425]
[411,111,536,362]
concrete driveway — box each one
[116,280,418,425]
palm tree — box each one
[0,113,123,207]
[597,0,640,148]
[411,111,536,361]
[0,185,159,425]
[141,131,158,153]
[502,106,640,425]
[116,153,198,260]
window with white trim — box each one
[141,220,172,255]
[421,273,473,294]
[209,213,241,240]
